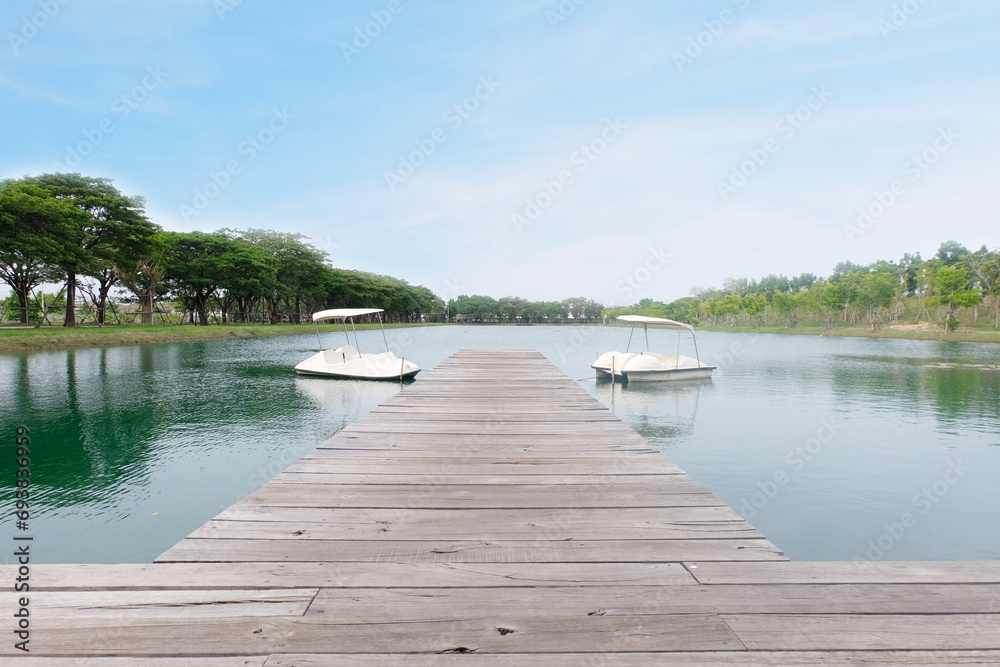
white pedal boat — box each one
[295,308,419,380]
[593,315,715,382]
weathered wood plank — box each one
[29,589,318,618]
[1,659,268,666]
[367,409,621,420]
[307,584,1000,619]
[237,483,730,509]
[156,538,785,563]
[2,562,696,590]
[287,459,686,474]
[340,426,643,436]
[3,615,744,656]
[723,614,1000,651]
[314,445,660,456]
[259,652,1000,666]
[213,503,746,526]
[686,561,1000,584]
[273,472,685,485]
[307,448,665,460]
[191,514,760,541]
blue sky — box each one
[2,0,997,305]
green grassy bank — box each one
[697,323,1000,344]
[0,322,441,352]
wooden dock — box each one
[5,349,1000,664]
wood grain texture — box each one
[259,652,1000,666]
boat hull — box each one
[622,367,715,382]
[593,352,715,382]
[294,348,420,381]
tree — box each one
[790,273,817,291]
[699,297,720,326]
[936,240,970,266]
[717,294,743,326]
[22,173,157,327]
[832,260,864,277]
[898,252,923,295]
[929,265,981,333]
[822,278,859,323]
[742,294,767,326]
[759,273,791,294]
[115,234,169,325]
[856,270,897,329]
[226,229,328,324]
[0,179,80,324]
[771,291,800,327]
[499,296,527,322]
[722,277,748,297]
[581,299,606,321]
[161,231,277,325]
[561,296,588,320]
[963,246,1000,327]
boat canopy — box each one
[616,315,694,332]
[312,308,384,322]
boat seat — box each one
[323,345,361,364]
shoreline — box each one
[0,322,442,352]
[695,323,1000,345]
[2,321,998,353]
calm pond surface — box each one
[1,325,998,563]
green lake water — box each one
[1,325,998,563]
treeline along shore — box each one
[1,173,444,328]
[2,172,998,351]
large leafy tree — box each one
[936,240,970,266]
[115,232,170,325]
[0,179,82,324]
[929,264,982,333]
[225,229,330,324]
[963,246,1000,328]
[21,173,158,327]
[161,231,278,326]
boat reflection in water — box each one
[595,374,712,444]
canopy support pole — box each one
[351,319,361,356]
[378,312,389,352]
[690,330,702,367]
[625,325,635,353]
[314,321,323,352]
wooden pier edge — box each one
[3,349,999,663]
